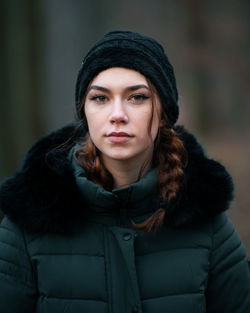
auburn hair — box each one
[75,80,187,233]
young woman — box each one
[0,31,249,313]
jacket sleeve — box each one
[0,216,37,313]
[206,213,250,313]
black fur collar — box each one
[0,124,234,234]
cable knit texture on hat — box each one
[75,31,179,126]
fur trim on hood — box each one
[0,124,234,234]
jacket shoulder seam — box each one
[0,256,32,273]
[0,271,35,289]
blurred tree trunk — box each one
[185,0,211,135]
[0,0,45,182]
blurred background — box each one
[0,0,250,253]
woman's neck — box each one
[102,156,152,189]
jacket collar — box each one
[71,147,159,226]
[0,124,234,234]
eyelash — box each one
[89,93,150,103]
[89,95,107,103]
[129,94,150,102]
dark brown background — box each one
[1,0,249,253]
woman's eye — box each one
[89,95,107,103]
[130,94,150,102]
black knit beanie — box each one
[75,30,179,126]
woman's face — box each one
[84,67,161,166]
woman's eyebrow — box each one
[88,85,109,92]
[88,84,149,93]
[125,84,149,91]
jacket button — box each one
[123,233,132,241]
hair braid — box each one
[132,115,187,233]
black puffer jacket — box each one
[0,124,249,313]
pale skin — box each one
[84,67,161,189]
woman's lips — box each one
[107,132,133,143]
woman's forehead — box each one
[90,67,148,87]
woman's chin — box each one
[103,153,135,162]
[100,147,152,165]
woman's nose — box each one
[109,99,128,124]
